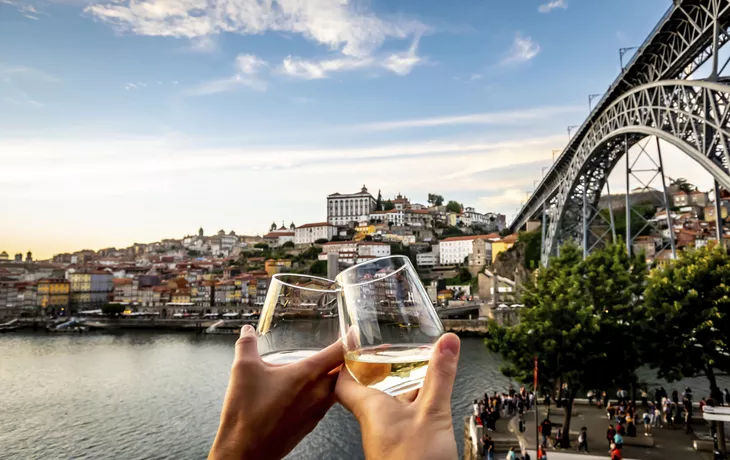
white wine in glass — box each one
[336,255,444,395]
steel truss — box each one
[542,80,730,265]
[512,0,730,234]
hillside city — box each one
[1,180,727,321]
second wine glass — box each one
[336,255,444,395]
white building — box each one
[417,250,439,268]
[263,232,295,248]
[369,210,404,226]
[319,241,390,265]
[439,235,495,265]
[295,222,338,245]
[357,242,391,258]
[461,207,486,226]
[327,185,377,226]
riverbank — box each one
[464,400,718,460]
[8,317,490,336]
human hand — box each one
[335,333,461,460]
[209,325,343,460]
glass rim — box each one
[335,255,411,288]
[271,273,340,293]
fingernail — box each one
[439,334,460,357]
[241,324,254,336]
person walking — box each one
[684,406,694,434]
[610,443,623,460]
[506,447,517,460]
[643,410,652,436]
[481,433,495,460]
[537,445,547,460]
[724,388,730,406]
[614,431,624,451]
[672,389,679,405]
[606,424,616,449]
[540,418,552,448]
[577,426,588,453]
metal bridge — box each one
[509,0,730,265]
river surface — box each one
[1,332,728,460]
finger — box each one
[396,389,419,403]
[308,370,340,406]
[417,333,460,413]
[234,324,260,362]
[334,364,376,416]
[297,339,344,376]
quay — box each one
[463,399,727,460]
[11,317,256,332]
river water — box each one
[1,332,727,460]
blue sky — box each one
[2,0,702,258]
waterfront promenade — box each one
[504,402,712,460]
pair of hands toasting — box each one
[209,324,461,460]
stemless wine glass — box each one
[336,255,444,395]
[257,274,340,364]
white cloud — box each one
[279,55,373,79]
[236,54,268,75]
[502,33,540,65]
[356,105,582,131]
[381,35,423,76]
[1,0,42,19]
[292,96,314,104]
[191,54,268,94]
[469,74,482,81]
[84,0,425,58]
[538,0,567,13]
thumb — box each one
[234,324,260,361]
[417,333,460,413]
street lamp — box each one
[588,93,602,112]
[567,125,579,140]
[619,47,639,71]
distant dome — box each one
[229,230,236,236]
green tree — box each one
[428,193,444,206]
[445,200,462,213]
[599,203,657,239]
[254,242,269,250]
[440,226,465,239]
[640,244,730,402]
[670,177,695,194]
[486,242,646,447]
[376,190,383,211]
[314,238,329,245]
[281,241,295,249]
[383,200,395,211]
[458,268,472,283]
[309,260,328,276]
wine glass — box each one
[257,274,340,364]
[336,255,444,395]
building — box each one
[263,231,295,248]
[468,238,491,269]
[369,210,404,226]
[264,259,293,276]
[112,278,133,304]
[0,251,7,261]
[490,234,518,263]
[690,190,709,207]
[439,234,498,265]
[327,185,377,226]
[673,190,689,207]
[36,279,70,316]
[69,271,113,309]
[357,242,391,258]
[416,247,439,268]
[295,222,337,245]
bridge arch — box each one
[543,80,730,264]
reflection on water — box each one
[0,332,727,460]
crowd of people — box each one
[475,386,535,460]
[474,384,730,460]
